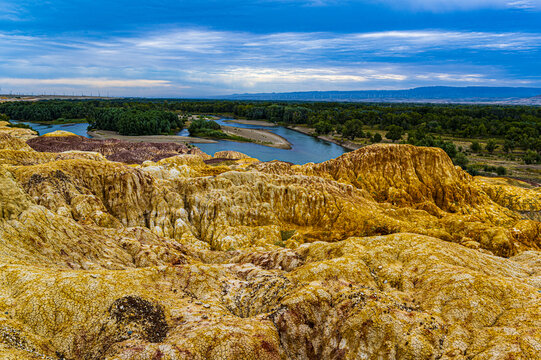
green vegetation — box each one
[470,141,482,153]
[314,120,333,135]
[6,122,37,132]
[51,118,88,124]
[280,230,296,242]
[485,139,497,153]
[0,113,9,122]
[0,101,88,122]
[188,118,221,137]
[89,108,183,136]
[385,125,404,142]
[1,99,540,168]
[342,119,364,140]
[0,101,183,136]
[371,133,382,143]
[524,150,541,165]
[188,118,251,142]
[469,164,508,176]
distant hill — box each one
[504,95,541,106]
[217,86,541,103]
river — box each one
[10,119,348,164]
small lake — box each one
[11,119,348,164]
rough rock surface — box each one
[0,126,539,359]
[27,132,208,164]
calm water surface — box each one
[11,121,91,137]
[11,119,347,164]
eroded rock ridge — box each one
[0,124,539,359]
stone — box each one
[0,126,539,359]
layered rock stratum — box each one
[0,121,539,359]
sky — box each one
[0,0,540,97]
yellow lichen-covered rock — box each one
[141,154,231,179]
[213,150,251,159]
[299,144,482,211]
[0,133,34,151]
[0,121,37,142]
[476,176,541,221]
[40,130,78,137]
[0,127,539,359]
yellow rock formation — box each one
[0,127,539,359]
[40,130,79,137]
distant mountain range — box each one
[217,86,541,104]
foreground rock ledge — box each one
[0,126,539,359]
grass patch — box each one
[190,129,252,142]
[50,118,88,124]
[280,230,296,242]
[7,122,33,130]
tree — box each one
[486,139,497,153]
[189,118,220,133]
[0,113,9,122]
[496,166,507,176]
[371,133,382,143]
[342,119,364,140]
[385,125,404,142]
[314,121,333,135]
[470,141,482,153]
[503,140,515,153]
[524,150,540,164]
[453,152,469,168]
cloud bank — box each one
[0,28,539,96]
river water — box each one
[11,119,347,164]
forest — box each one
[0,101,183,136]
[89,108,182,136]
[1,99,540,163]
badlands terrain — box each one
[0,120,539,359]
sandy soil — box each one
[221,125,291,149]
[88,130,218,144]
[224,119,277,127]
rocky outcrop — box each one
[27,133,208,164]
[213,151,251,160]
[476,176,541,221]
[0,121,37,142]
[0,128,539,359]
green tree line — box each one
[1,99,539,162]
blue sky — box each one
[1,0,540,97]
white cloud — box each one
[0,78,173,88]
[272,0,541,10]
[0,27,539,95]
[0,0,26,21]
[367,0,541,11]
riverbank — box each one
[88,130,218,144]
[221,125,291,149]
[224,119,277,127]
[287,125,362,151]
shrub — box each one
[470,141,482,153]
[486,139,497,153]
[385,125,404,142]
[453,152,469,168]
[496,166,507,176]
[371,133,382,143]
[314,121,333,135]
[524,150,541,164]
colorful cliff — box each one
[0,122,539,359]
